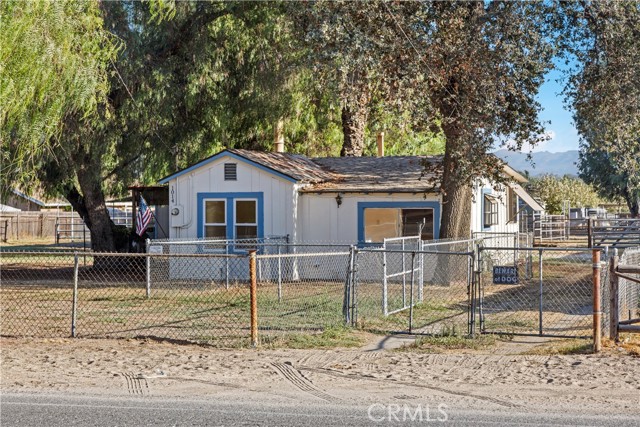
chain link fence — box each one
[2,233,605,346]
[617,247,640,324]
[1,251,77,337]
[1,251,252,346]
[478,247,597,337]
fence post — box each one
[402,240,406,308]
[225,242,230,290]
[592,249,602,352]
[409,252,416,334]
[277,243,282,303]
[146,238,151,299]
[71,252,79,338]
[382,249,388,316]
[538,248,543,336]
[249,250,258,347]
[587,218,593,248]
[419,242,424,303]
[610,248,620,342]
[476,245,483,333]
[352,248,359,326]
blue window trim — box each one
[197,192,264,243]
[357,201,441,244]
[481,188,492,230]
[159,151,297,184]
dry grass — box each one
[521,338,593,355]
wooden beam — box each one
[617,265,640,274]
[618,324,640,333]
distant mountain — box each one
[494,149,579,177]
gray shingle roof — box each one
[304,155,442,193]
[228,149,336,183]
[232,149,442,193]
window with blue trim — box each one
[364,208,434,242]
[198,192,263,242]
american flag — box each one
[136,195,152,237]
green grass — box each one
[260,326,365,349]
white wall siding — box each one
[471,182,519,236]
[166,155,297,240]
[298,193,442,244]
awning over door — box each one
[509,183,544,212]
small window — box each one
[204,199,226,238]
[224,163,237,181]
[484,195,499,228]
[235,199,257,239]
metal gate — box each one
[477,246,598,337]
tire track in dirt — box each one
[122,372,149,395]
[270,362,340,402]
[300,366,518,408]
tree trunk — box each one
[625,190,640,218]
[439,126,473,239]
[75,159,116,252]
[340,91,369,157]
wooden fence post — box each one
[249,250,258,347]
[609,249,619,342]
[592,249,602,352]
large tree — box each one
[301,2,555,237]
[3,1,321,250]
[562,1,640,217]
[0,0,119,195]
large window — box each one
[364,208,434,242]
[483,194,499,227]
[199,193,262,241]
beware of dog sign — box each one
[492,266,518,284]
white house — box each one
[157,148,542,245]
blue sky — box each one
[527,68,581,153]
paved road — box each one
[2,392,638,427]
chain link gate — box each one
[346,246,475,336]
[476,246,599,337]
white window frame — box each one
[203,198,227,239]
[483,195,499,228]
[233,198,258,240]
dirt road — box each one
[2,337,639,420]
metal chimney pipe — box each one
[377,132,385,157]
[274,119,285,153]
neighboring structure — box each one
[158,148,543,244]
[0,189,68,212]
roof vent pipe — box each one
[376,132,385,157]
[274,119,285,153]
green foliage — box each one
[526,175,610,214]
[0,0,120,194]
[561,1,640,216]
